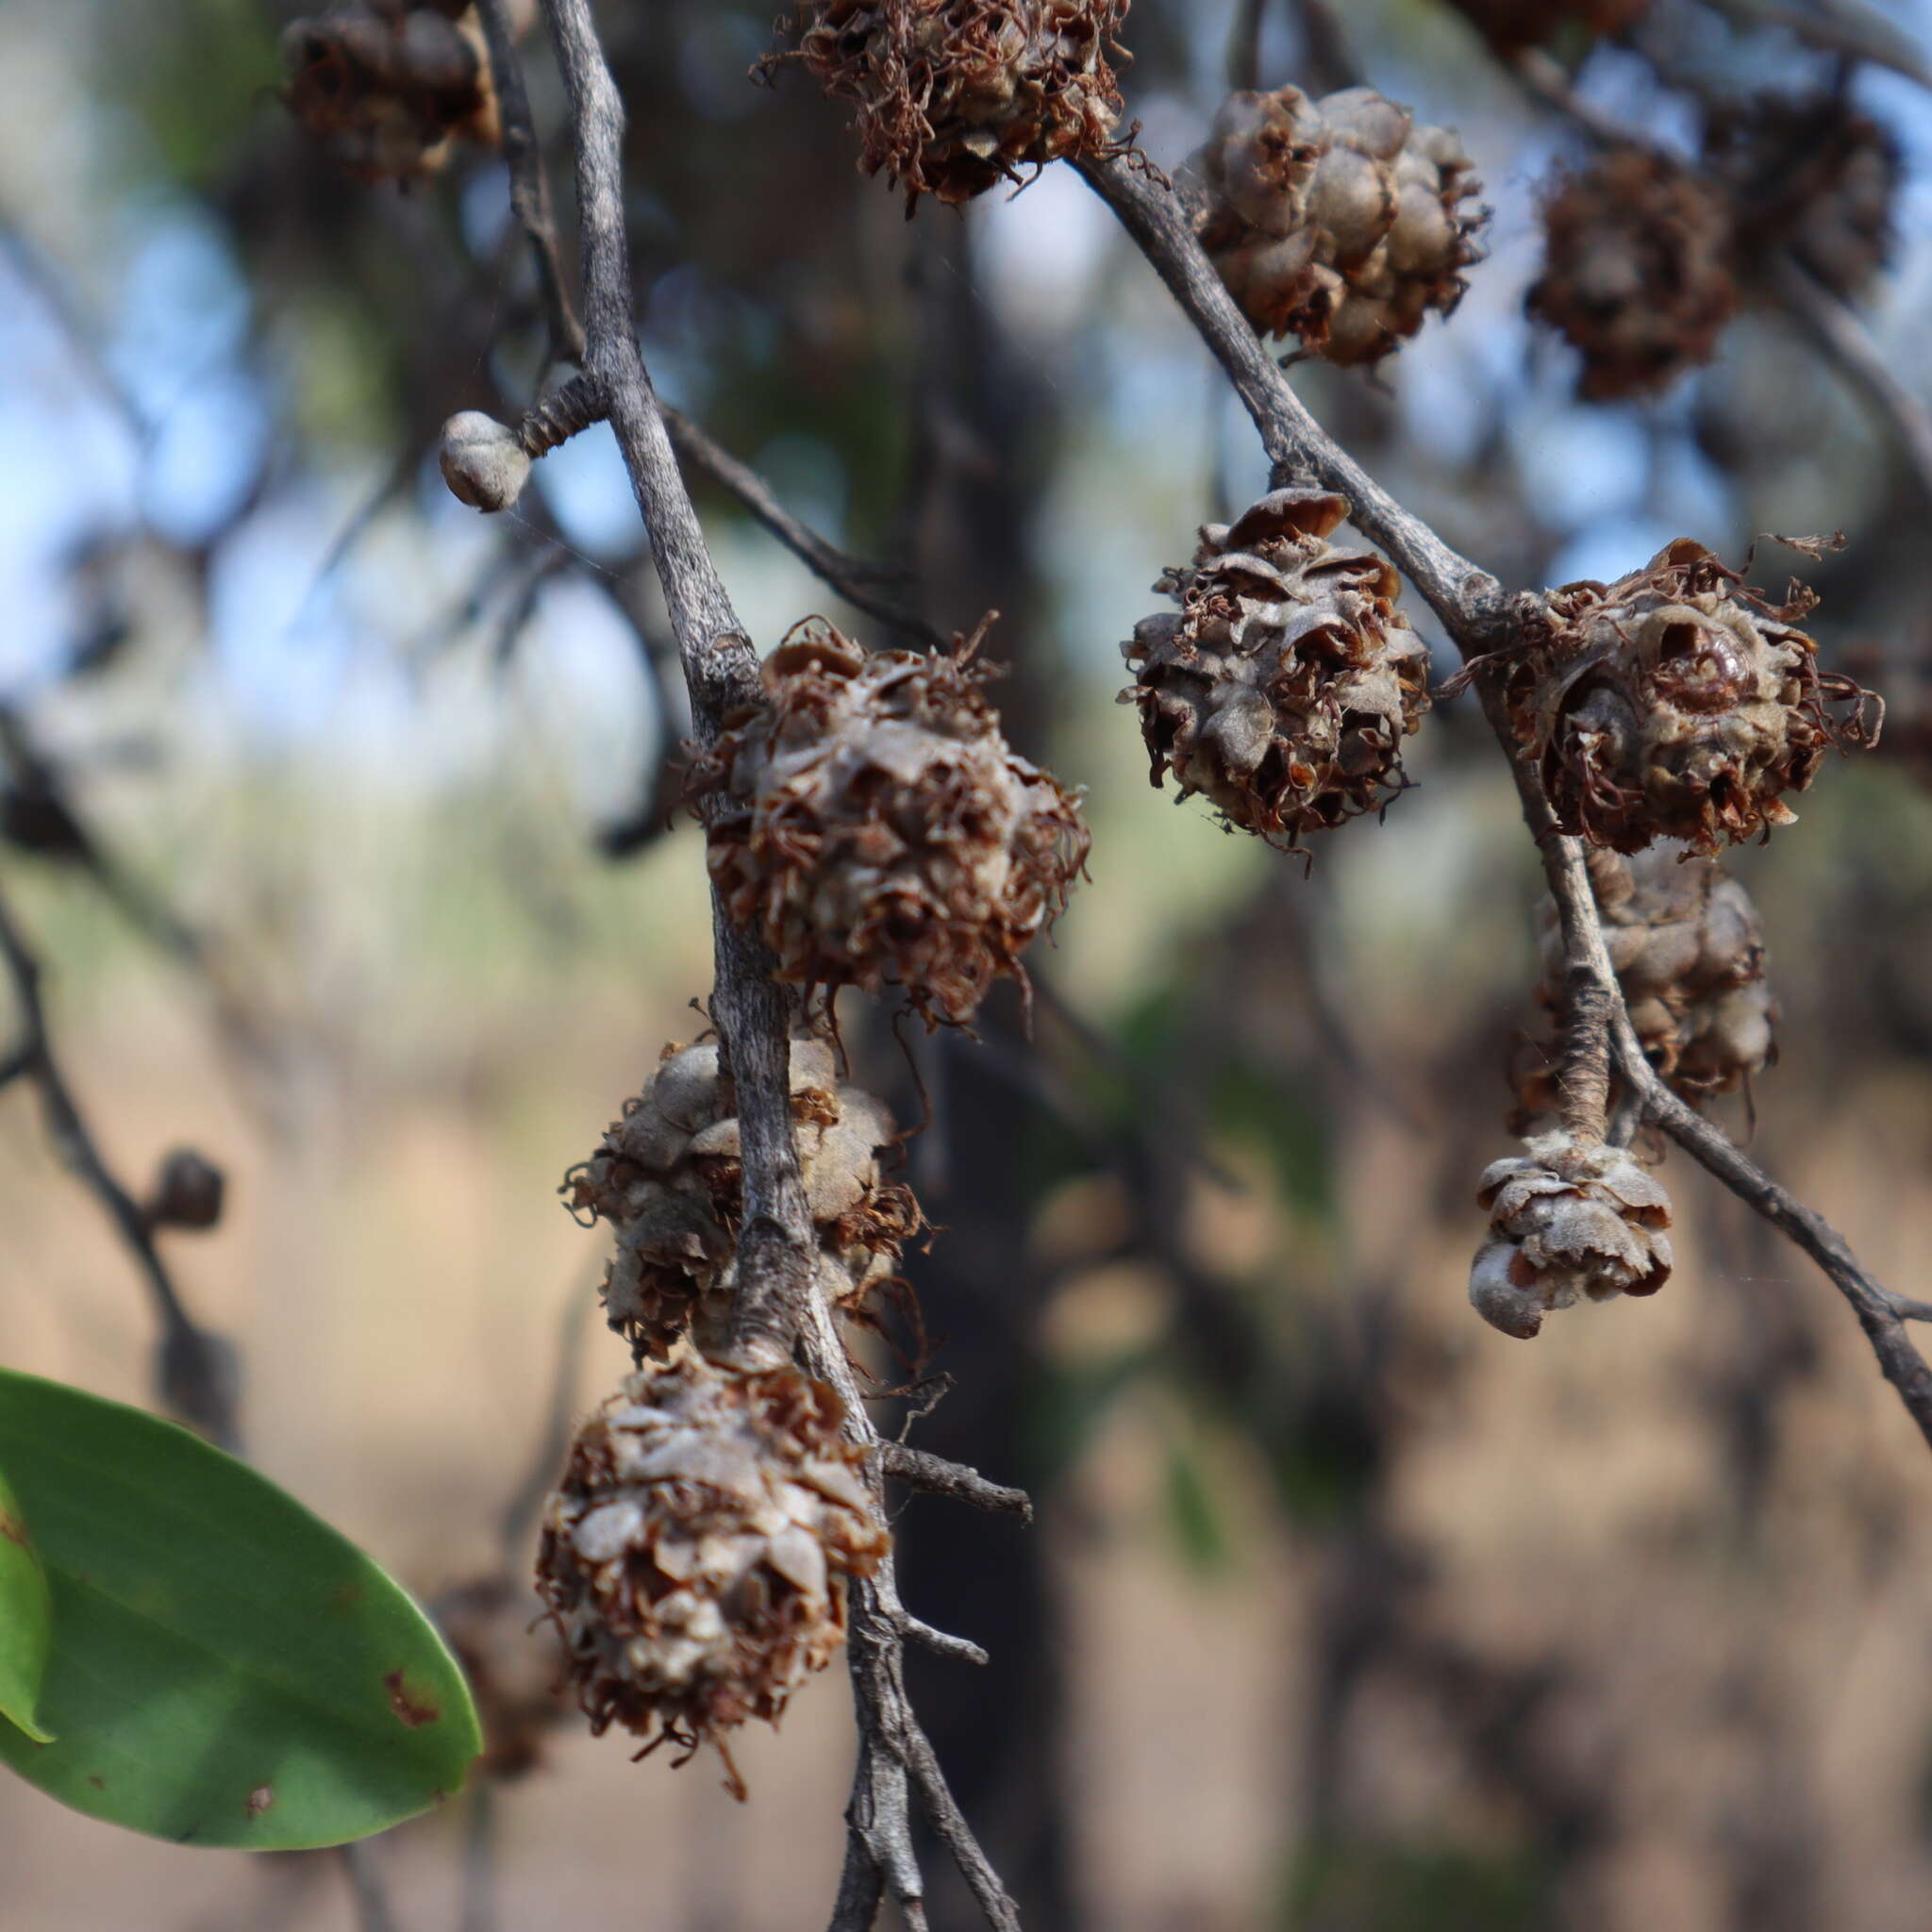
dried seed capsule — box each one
[1124,490,1429,846]
[696,624,1089,1026]
[535,1357,888,1780]
[145,1149,227,1233]
[1525,149,1740,400]
[439,412,532,513]
[280,1,499,184]
[767,0,1130,211]
[568,1035,921,1362]
[1445,0,1648,54]
[1469,1132,1674,1340]
[1704,93,1902,303]
[1531,845,1775,1106]
[1188,85,1487,367]
[1509,539,1879,855]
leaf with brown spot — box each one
[383,1671,440,1729]
[0,1367,481,1847]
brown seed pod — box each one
[1188,85,1488,367]
[1507,539,1880,855]
[1525,149,1740,400]
[1469,1132,1674,1340]
[1444,0,1648,55]
[279,0,499,184]
[696,623,1089,1026]
[144,1148,227,1232]
[1704,93,1902,304]
[765,0,1130,212]
[1123,490,1429,847]
[432,1575,572,1780]
[567,1035,920,1363]
[535,1357,888,1782]
[1530,845,1776,1107]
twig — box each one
[660,404,947,649]
[338,1843,401,1932]
[1772,258,1932,516]
[471,0,586,368]
[0,877,240,1448]
[1698,0,1932,93]
[533,6,1024,1922]
[1226,0,1269,90]
[1533,809,1932,1452]
[1073,145,1932,1455]
[1072,154,1519,658]
[876,1441,1035,1521]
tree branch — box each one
[1073,146,1932,1454]
[534,6,1025,1921]
[659,404,947,649]
[0,876,240,1447]
[472,0,586,367]
[1698,0,1932,93]
[1072,155,1519,658]
[877,1440,1035,1521]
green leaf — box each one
[0,1367,481,1848]
[0,1462,55,1743]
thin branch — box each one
[0,876,240,1448]
[1072,155,1519,659]
[1226,0,1268,90]
[660,404,947,649]
[1699,0,1932,93]
[472,0,586,367]
[1530,802,1932,1452]
[876,1441,1034,1521]
[1074,145,1932,1454]
[1772,258,1932,516]
[534,8,1022,1922]
[338,1843,401,1932]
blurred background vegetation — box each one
[6,0,1932,1926]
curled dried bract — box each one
[696,623,1089,1025]
[1469,1132,1674,1340]
[1189,85,1487,367]
[766,0,1130,211]
[1508,539,1880,855]
[536,1358,888,1782]
[568,1035,920,1361]
[1525,149,1740,400]
[1124,490,1429,847]
[280,0,500,183]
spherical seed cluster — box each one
[279,0,499,183]
[1189,86,1487,367]
[568,1036,919,1363]
[1538,846,1776,1104]
[1469,1133,1674,1340]
[432,1575,571,1780]
[1508,539,1879,856]
[769,0,1129,211]
[1525,149,1740,400]
[535,1358,888,1774]
[1446,0,1648,53]
[697,624,1089,1026]
[1705,93,1902,303]
[1124,490,1429,847]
